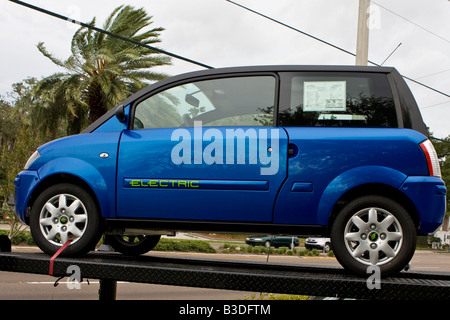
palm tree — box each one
[34,5,171,135]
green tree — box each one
[34,5,171,135]
[0,79,45,239]
[0,127,42,239]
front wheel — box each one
[330,195,416,276]
[30,183,102,257]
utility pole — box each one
[355,0,370,66]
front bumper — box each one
[14,170,40,224]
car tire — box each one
[105,234,161,256]
[330,195,416,277]
[323,242,331,253]
[30,183,102,257]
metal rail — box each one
[0,249,449,300]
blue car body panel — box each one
[116,127,287,222]
[16,132,122,222]
[273,127,429,225]
[14,170,40,222]
[400,176,447,233]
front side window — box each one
[279,72,397,128]
[133,76,276,129]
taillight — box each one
[419,140,441,177]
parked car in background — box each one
[246,235,299,249]
[305,237,332,253]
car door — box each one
[116,74,288,222]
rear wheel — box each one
[105,234,161,256]
[30,183,102,257]
[330,195,416,276]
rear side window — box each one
[133,76,276,129]
[279,72,397,128]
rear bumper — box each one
[400,176,447,234]
[305,243,324,250]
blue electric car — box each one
[14,65,446,276]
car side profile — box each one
[305,237,332,253]
[246,235,299,249]
[14,65,446,276]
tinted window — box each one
[133,76,276,129]
[279,72,397,128]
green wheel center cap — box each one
[60,216,69,224]
[369,232,379,242]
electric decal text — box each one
[125,179,199,189]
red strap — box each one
[49,240,72,276]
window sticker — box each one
[303,81,346,112]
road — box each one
[0,246,449,300]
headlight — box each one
[24,150,40,170]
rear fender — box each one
[317,166,407,225]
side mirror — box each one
[115,105,127,123]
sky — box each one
[1,0,449,137]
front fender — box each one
[316,166,407,225]
[37,157,113,218]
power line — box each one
[402,75,450,99]
[227,0,360,60]
[380,43,402,66]
[372,1,450,45]
[9,0,450,100]
[416,68,450,80]
[431,136,450,144]
[9,0,214,70]
[420,101,450,110]
[226,0,450,99]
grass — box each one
[0,229,35,246]
[219,242,331,257]
[242,292,309,300]
[154,238,216,253]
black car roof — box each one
[82,65,399,134]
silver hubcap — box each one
[39,194,88,246]
[344,207,403,266]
